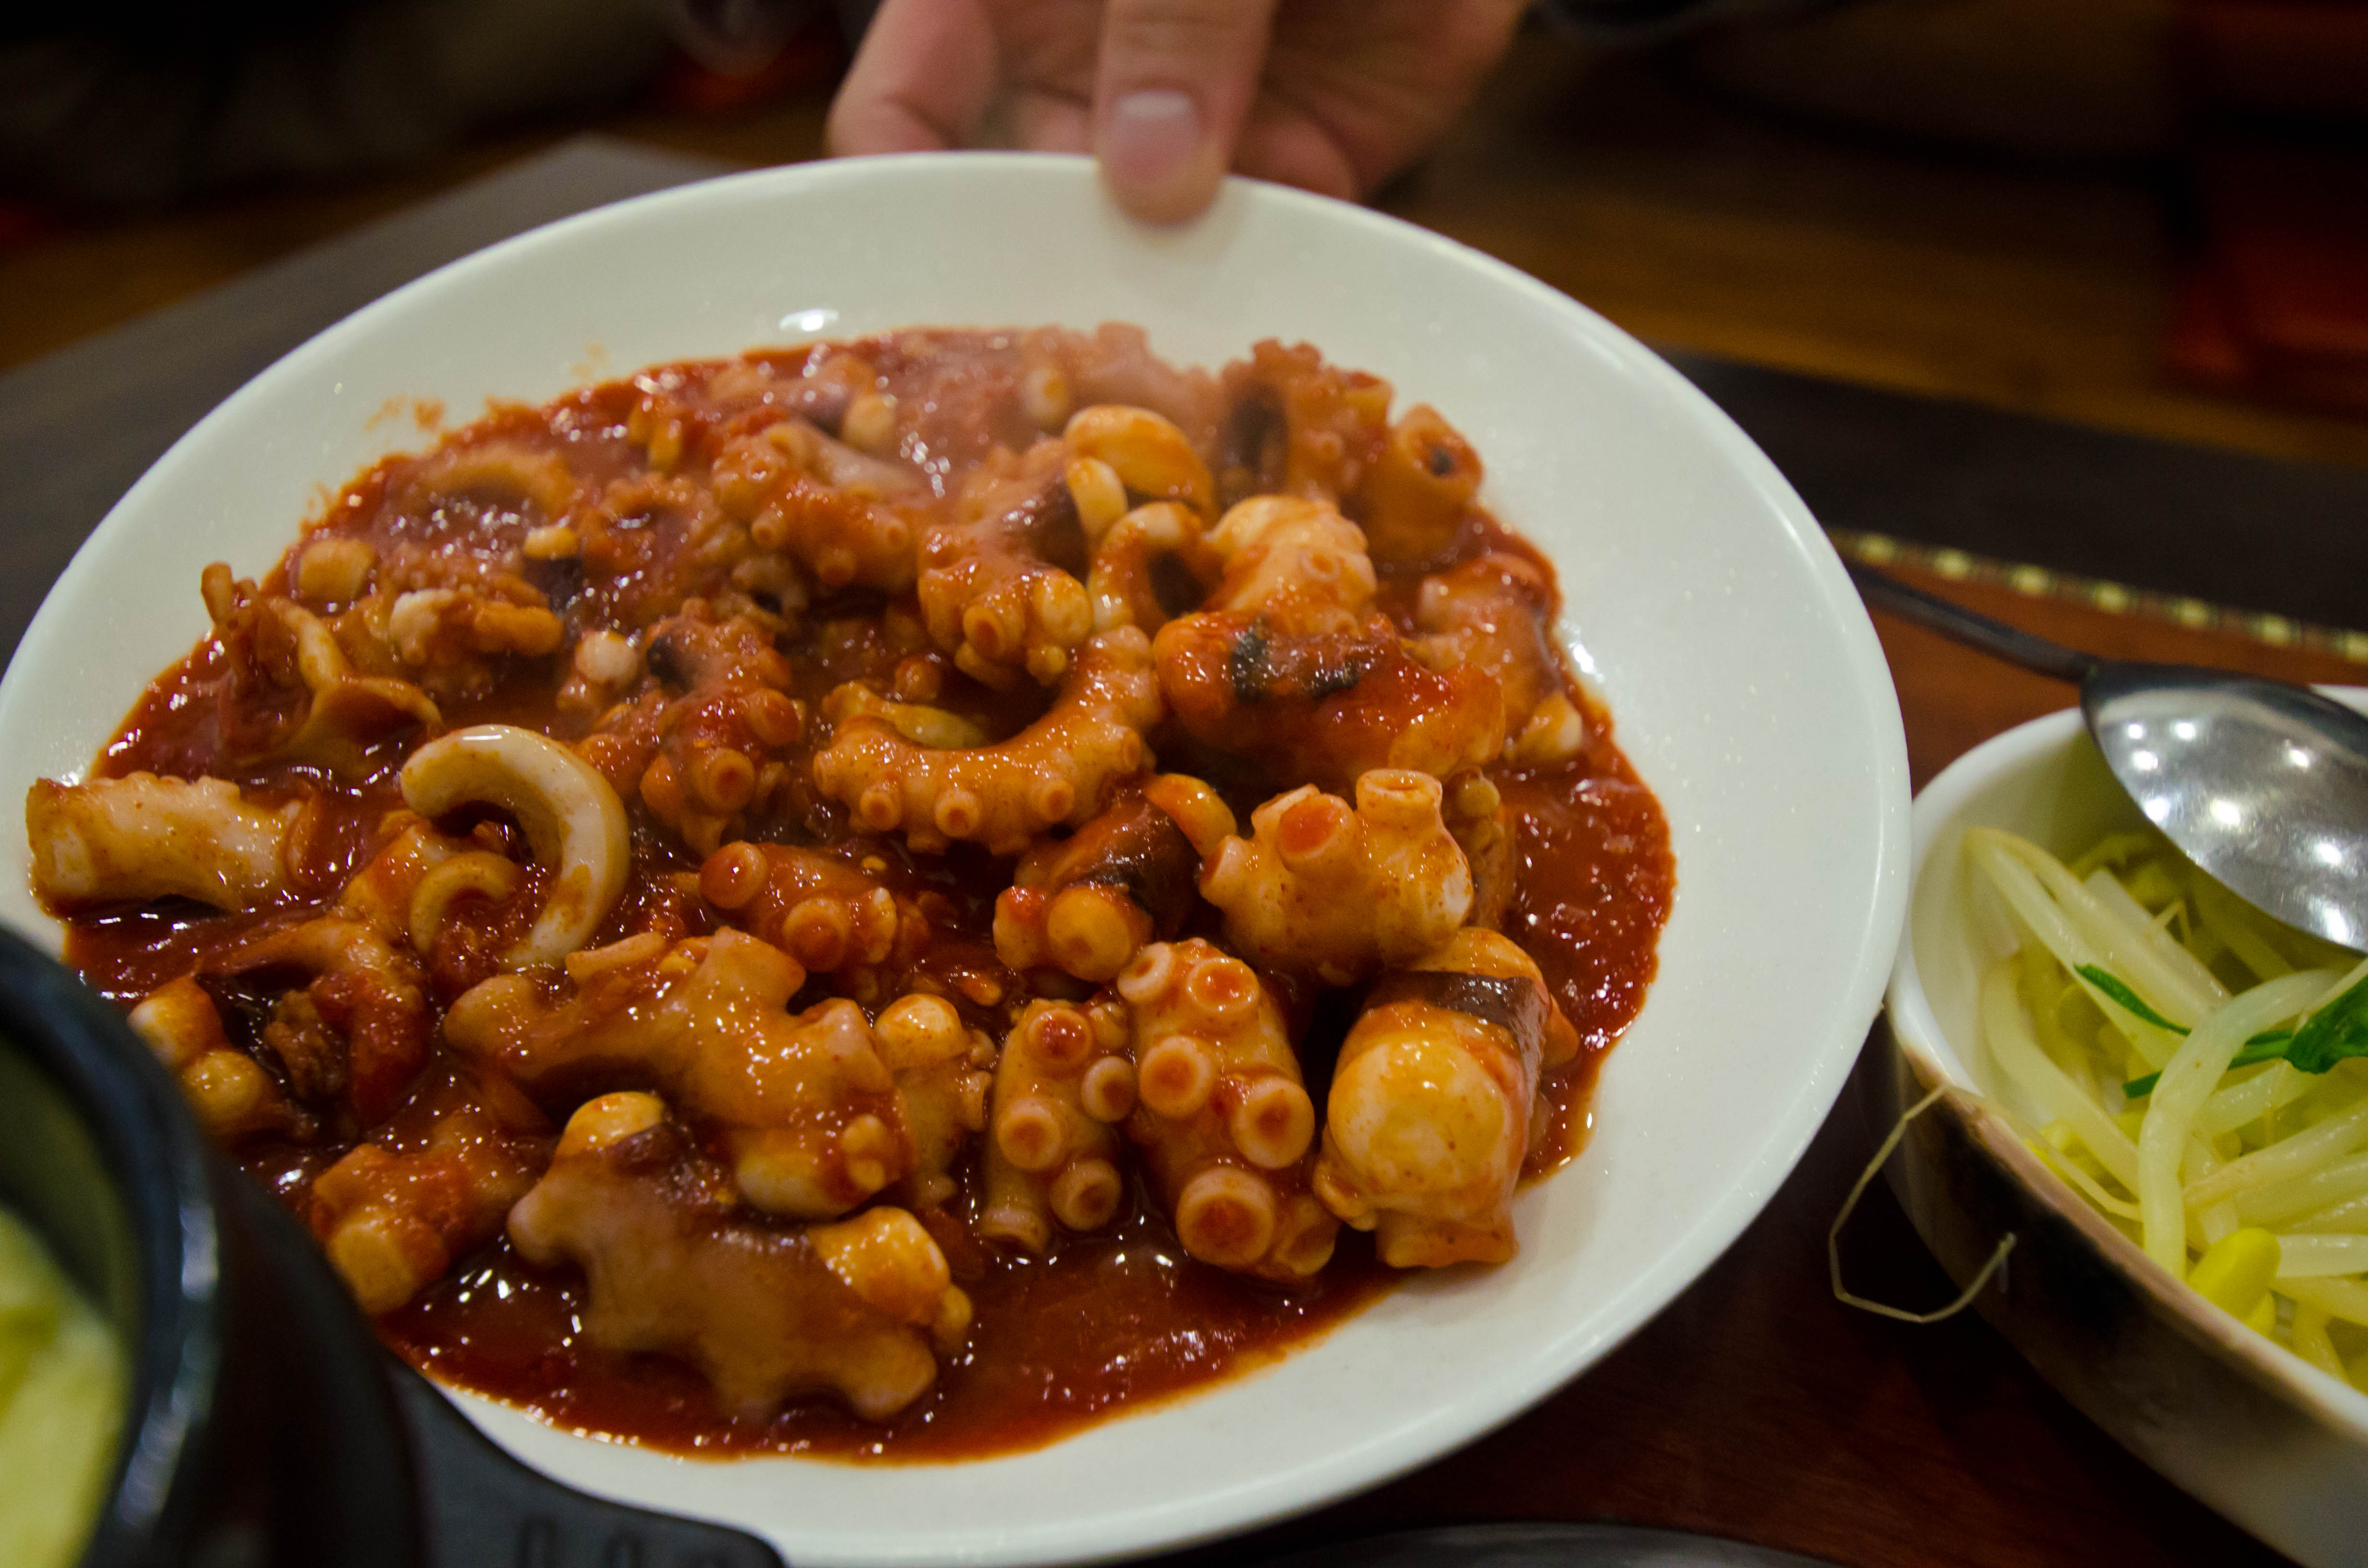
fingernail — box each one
[1102,89,1203,207]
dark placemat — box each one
[3,133,2363,664]
[1667,352,2368,632]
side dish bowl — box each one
[1884,702,2368,1568]
[0,154,1910,1567]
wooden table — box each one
[9,29,2368,1568]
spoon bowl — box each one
[1848,560,2368,951]
[2083,665,2368,950]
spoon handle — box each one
[1842,558,2098,685]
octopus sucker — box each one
[992,772,1231,982]
[1199,770,1472,985]
[698,840,930,1002]
[812,626,1166,856]
[1114,939,1336,1281]
[979,998,1135,1251]
[1313,928,1579,1269]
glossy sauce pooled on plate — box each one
[35,326,1672,1459]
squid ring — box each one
[399,724,629,969]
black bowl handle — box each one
[389,1360,786,1568]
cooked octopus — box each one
[312,1093,550,1314]
[699,840,931,1005]
[1151,610,1505,794]
[1314,929,1581,1268]
[812,625,1166,855]
[443,930,910,1220]
[507,1093,971,1420]
[1200,770,1474,986]
[27,328,1671,1454]
[27,774,297,911]
[993,773,1234,982]
[979,997,1136,1253]
[1115,940,1336,1280]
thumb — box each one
[1093,0,1279,225]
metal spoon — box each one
[1847,558,2368,951]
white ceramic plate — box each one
[0,154,1910,1567]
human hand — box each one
[825,0,1528,223]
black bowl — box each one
[0,926,783,1568]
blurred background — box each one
[2,0,2365,468]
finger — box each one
[1001,92,1093,156]
[1233,103,1358,201]
[1093,0,1280,224]
[826,0,1001,157]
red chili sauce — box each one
[59,329,1673,1461]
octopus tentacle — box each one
[918,441,1094,686]
[699,840,932,1007]
[872,993,995,1210]
[27,773,297,912]
[1083,501,1221,635]
[332,810,469,941]
[1213,339,1392,506]
[1312,928,1579,1268]
[993,773,1234,982]
[978,998,1136,1252]
[578,607,808,859]
[443,929,909,1220]
[211,917,434,1127]
[1199,770,1472,985]
[1062,404,1216,520]
[710,418,925,592]
[1448,776,1517,932]
[1204,494,1376,636]
[1411,552,1586,767]
[1152,611,1504,796]
[812,626,1165,856]
[128,977,297,1139]
[311,1098,549,1314]
[506,1093,969,1420]
[201,566,442,777]
[1113,939,1336,1280]
[1351,404,1484,572]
